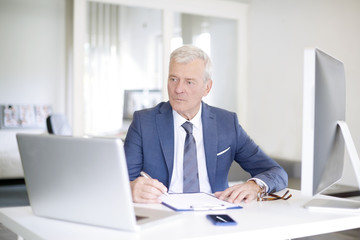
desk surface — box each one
[1,189,360,240]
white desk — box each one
[1,189,360,240]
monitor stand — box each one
[304,121,360,212]
[337,121,360,187]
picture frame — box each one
[0,104,52,129]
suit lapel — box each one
[201,102,218,191]
[156,102,175,182]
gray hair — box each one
[170,45,212,82]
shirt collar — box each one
[173,104,202,130]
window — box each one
[84,2,162,135]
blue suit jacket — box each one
[124,101,288,193]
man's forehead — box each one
[169,59,205,72]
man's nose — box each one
[175,80,185,93]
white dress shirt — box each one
[168,105,269,194]
[169,105,212,193]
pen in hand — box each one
[140,171,171,197]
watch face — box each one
[251,179,266,201]
[252,179,266,190]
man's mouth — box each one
[174,98,186,102]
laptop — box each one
[16,133,178,231]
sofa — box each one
[0,129,45,179]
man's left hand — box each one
[214,181,261,203]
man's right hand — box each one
[130,176,168,203]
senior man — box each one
[124,45,288,204]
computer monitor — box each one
[301,48,360,211]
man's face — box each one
[167,59,212,120]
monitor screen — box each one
[301,48,346,197]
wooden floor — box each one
[0,179,359,240]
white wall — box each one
[0,0,69,112]
[247,0,360,185]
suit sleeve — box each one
[124,111,143,181]
[233,114,288,193]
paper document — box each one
[159,193,242,211]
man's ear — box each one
[203,79,213,97]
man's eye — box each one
[170,77,177,82]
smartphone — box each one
[206,214,237,226]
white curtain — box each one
[84,2,123,135]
